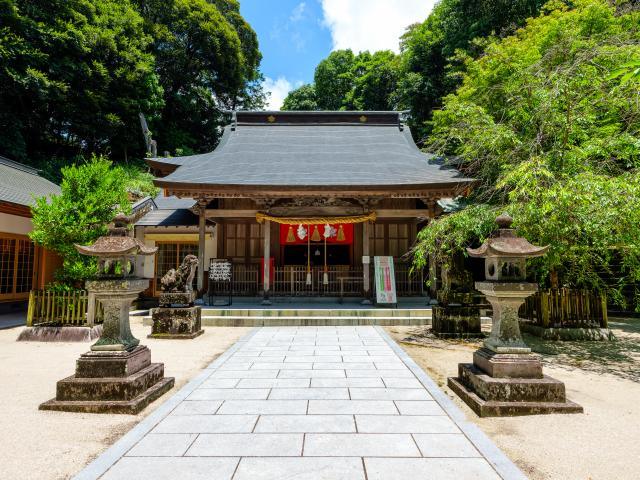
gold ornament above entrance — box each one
[255,211,377,225]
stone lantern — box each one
[40,214,174,414]
[447,214,582,416]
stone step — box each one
[142,314,432,327]
[198,317,431,327]
[200,308,433,318]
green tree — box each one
[0,0,162,166]
[351,50,400,111]
[415,0,640,310]
[133,0,263,154]
[281,84,319,111]
[282,50,399,112]
[314,49,355,110]
[30,157,131,283]
[397,0,548,139]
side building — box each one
[134,194,216,300]
[0,156,61,306]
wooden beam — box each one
[204,208,432,219]
[196,199,207,294]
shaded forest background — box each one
[0,0,265,181]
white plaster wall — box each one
[0,212,33,235]
[143,239,156,279]
[205,234,216,271]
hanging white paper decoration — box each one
[297,224,307,240]
[323,224,337,239]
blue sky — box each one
[239,0,437,110]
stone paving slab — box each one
[76,326,526,480]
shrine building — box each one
[139,111,473,302]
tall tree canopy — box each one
[133,0,264,155]
[397,0,547,139]
[282,49,399,111]
[0,0,162,166]
[314,49,355,110]
[0,0,264,169]
[281,84,318,111]
[414,0,640,309]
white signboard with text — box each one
[374,256,397,305]
[209,259,232,282]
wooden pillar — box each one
[362,220,371,304]
[262,220,271,304]
[197,199,207,295]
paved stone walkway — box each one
[78,327,524,480]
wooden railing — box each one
[206,262,426,299]
[519,288,608,328]
[27,290,103,327]
[394,264,425,297]
[272,266,364,297]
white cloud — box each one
[263,76,294,110]
[290,2,306,22]
[320,0,436,53]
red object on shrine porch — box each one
[279,223,353,245]
[261,257,275,285]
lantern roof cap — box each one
[75,213,157,257]
[467,213,549,259]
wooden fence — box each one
[26,290,103,327]
[519,288,608,328]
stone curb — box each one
[72,327,260,480]
[374,326,527,480]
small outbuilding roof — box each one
[149,111,473,194]
[135,193,199,227]
[0,156,60,207]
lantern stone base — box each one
[448,349,582,417]
[432,305,482,338]
[148,306,203,339]
[39,346,174,414]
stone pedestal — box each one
[432,305,481,338]
[448,281,582,416]
[40,346,174,414]
[149,306,204,339]
[39,278,175,414]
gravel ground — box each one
[0,317,250,480]
[385,317,640,480]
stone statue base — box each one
[448,347,582,416]
[159,291,196,307]
[432,305,482,338]
[39,346,174,414]
[149,306,203,339]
